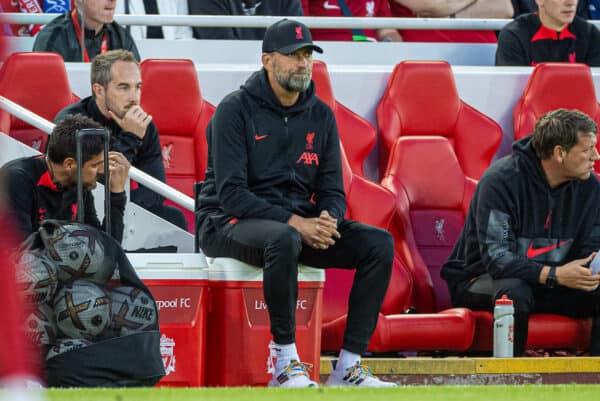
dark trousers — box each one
[453,274,600,356]
[147,204,188,231]
[198,218,393,355]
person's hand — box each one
[105,151,130,193]
[556,253,600,291]
[288,211,340,250]
[108,105,152,139]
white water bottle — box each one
[493,295,514,358]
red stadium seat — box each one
[321,142,475,353]
[140,58,215,231]
[382,136,476,314]
[513,63,600,173]
[376,61,502,180]
[381,136,590,354]
[312,60,376,177]
[321,144,414,351]
[0,52,77,151]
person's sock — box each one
[333,349,361,376]
[268,341,300,375]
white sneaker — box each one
[268,360,319,388]
[326,361,397,387]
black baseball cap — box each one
[262,19,323,55]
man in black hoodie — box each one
[55,50,187,231]
[441,109,600,356]
[196,19,395,388]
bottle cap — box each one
[495,294,513,305]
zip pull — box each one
[284,116,288,124]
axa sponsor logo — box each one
[296,132,319,165]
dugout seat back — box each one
[376,61,502,180]
[0,52,77,151]
[381,136,476,313]
[513,63,600,174]
[140,59,216,230]
[312,60,376,177]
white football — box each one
[40,221,114,284]
[24,303,58,346]
[15,251,58,305]
[109,286,157,336]
[54,280,112,340]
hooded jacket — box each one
[55,97,165,212]
[441,136,600,298]
[1,156,126,243]
[196,69,346,230]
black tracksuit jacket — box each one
[55,97,166,212]
[496,13,600,66]
[441,137,600,298]
[196,69,346,230]
[1,156,126,243]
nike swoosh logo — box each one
[255,134,269,141]
[323,0,340,10]
[526,240,572,259]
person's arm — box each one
[455,0,513,18]
[495,28,529,66]
[377,28,403,41]
[284,0,304,16]
[126,123,166,210]
[211,98,293,222]
[395,0,512,18]
[188,0,237,39]
[394,0,476,17]
[2,167,36,239]
[585,25,600,67]
[86,151,130,243]
[475,175,545,284]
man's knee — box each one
[264,225,302,257]
[365,227,394,265]
[495,278,535,313]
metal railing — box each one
[3,13,600,30]
[0,95,195,212]
[1,13,514,30]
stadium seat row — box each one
[0,53,597,354]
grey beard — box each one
[282,75,311,93]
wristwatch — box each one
[546,266,557,288]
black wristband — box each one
[546,266,557,288]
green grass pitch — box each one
[42,385,600,401]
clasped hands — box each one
[288,210,341,250]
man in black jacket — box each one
[196,19,395,387]
[1,114,130,243]
[512,0,596,18]
[441,109,600,356]
[55,50,187,230]
[497,0,600,66]
[33,0,140,62]
[188,0,303,39]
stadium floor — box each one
[319,356,600,385]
